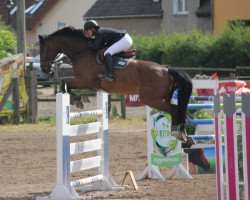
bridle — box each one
[40,40,92,66]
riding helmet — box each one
[84,20,99,31]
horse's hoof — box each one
[179,132,188,143]
[170,131,179,138]
[81,95,90,103]
[75,100,84,109]
[186,136,196,145]
[171,131,187,143]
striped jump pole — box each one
[215,93,250,200]
[188,103,242,110]
[241,93,250,200]
[190,96,214,101]
[187,119,214,125]
[190,135,215,141]
[190,95,242,102]
[187,118,242,125]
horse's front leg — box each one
[61,77,89,109]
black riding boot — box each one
[98,53,115,82]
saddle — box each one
[97,49,136,69]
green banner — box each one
[151,153,182,167]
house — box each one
[84,0,163,35]
[83,0,212,35]
[213,0,250,33]
[0,0,96,55]
[161,0,212,33]
[1,0,249,54]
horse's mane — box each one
[43,26,88,41]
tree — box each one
[0,18,16,59]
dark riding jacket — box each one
[89,28,126,51]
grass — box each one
[0,123,55,132]
[0,115,146,132]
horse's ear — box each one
[38,35,45,44]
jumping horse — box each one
[38,26,193,143]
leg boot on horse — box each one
[166,69,195,145]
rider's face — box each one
[85,29,94,38]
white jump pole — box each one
[37,92,123,200]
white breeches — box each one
[104,33,133,56]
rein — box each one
[48,46,92,65]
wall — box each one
[161,0,212,33]
[95,18,162,35]
[214,0,250,33]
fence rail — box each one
[168,65,250,80]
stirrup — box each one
[98,72,108,80]
[105,74,115,82]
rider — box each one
[84,20,133,82]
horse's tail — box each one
[168,68,192,130]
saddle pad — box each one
[113,57,131,69]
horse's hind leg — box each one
[143,98,188,141]
[142,95,196,144]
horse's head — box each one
[38,35,58,74]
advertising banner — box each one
[0,54,29,116]
[148,108,182,167]
[125,95,145,107]
[197,80,246,96]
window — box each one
[173,0,188,15]
[229,19,250,28]
[244,20,250,27]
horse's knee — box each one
[70,94,85,109]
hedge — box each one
[132,22,250,70]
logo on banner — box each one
[125,95,145,107]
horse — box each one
[38,26,193,143]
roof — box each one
[0,0,59,30]
[84,0,163,20]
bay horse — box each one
[38,27,193,143]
